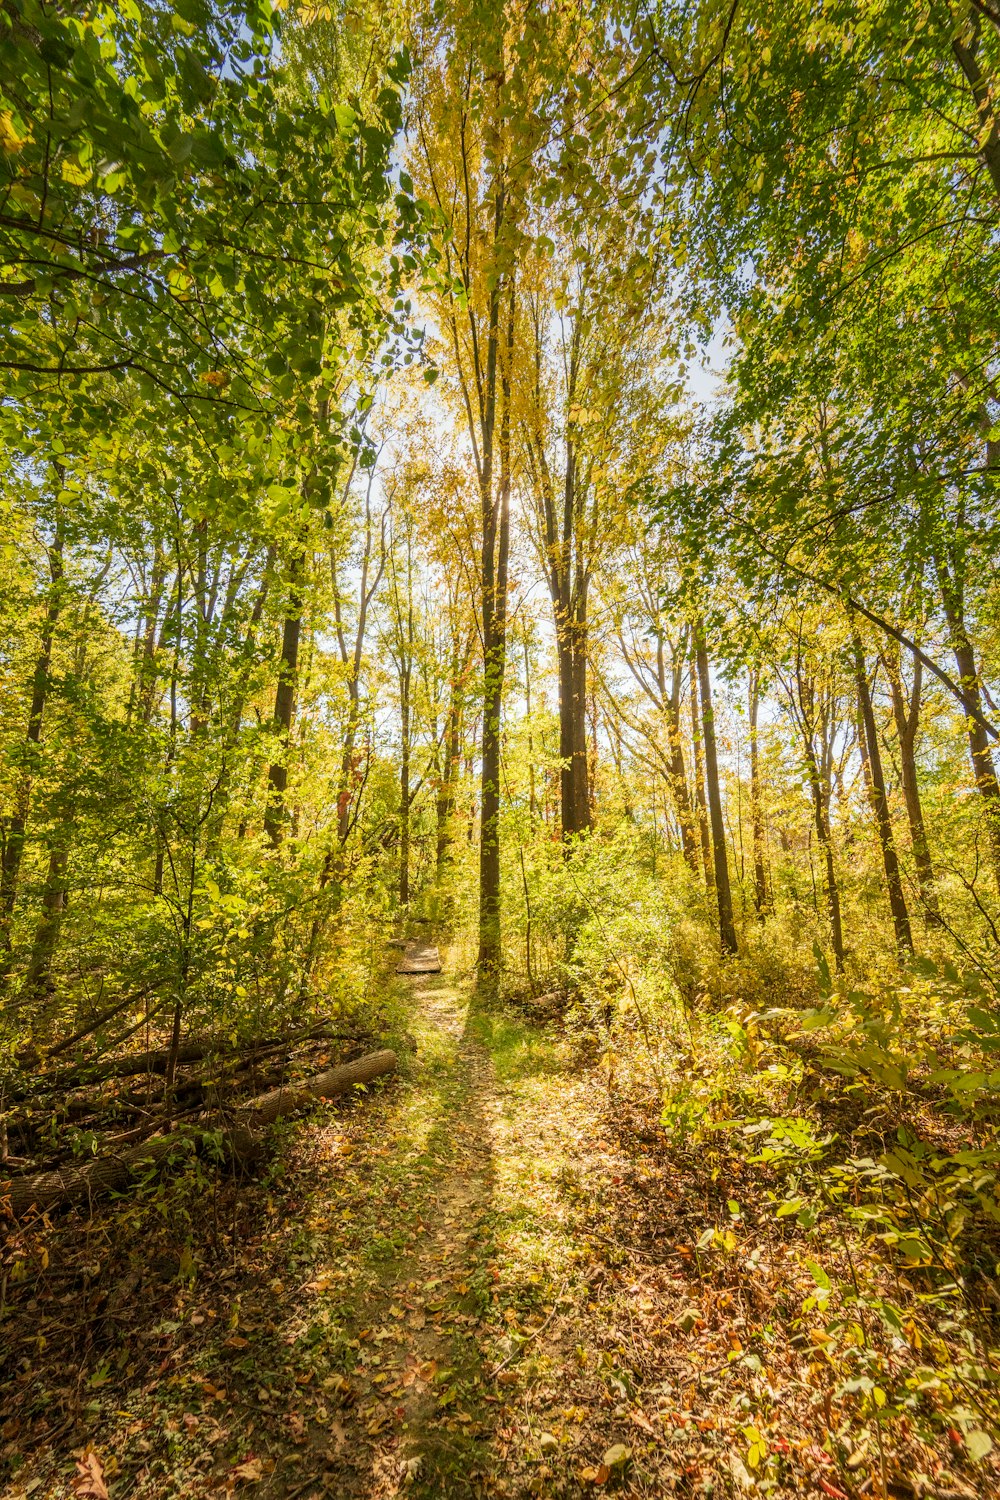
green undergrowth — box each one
[640,948,1000,1477]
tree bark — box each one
[263,548,305,848]
[1,1050,397,1218]
[748,670,771,916]
[399,660,411,905]
[882,643,940,923]
[795,680,845,971]
[132,543,167,725]
[525,306,592,844]
[437,666,462,878]
[477,271,514,980]
[851,629,913,954]
[332,469,384,846]
[695,626,738,955]
[689,648,714,895]
[952,11,1000,204]
[935,550,1000,890]
[23,826,73,1005]
[1,507,65,957]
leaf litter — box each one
[2,963,997,1498]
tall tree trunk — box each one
[655,633,699,874]
[477,273,514,980]
[666,704,699,874]
[437,669,462,878]
[554,601,591,839]
[695,626,738,955]
[851,629,913,954]
[882,643,940,923]
[525,301,592,844]
[811,762,845,970]
[557,630,576,838]
[332,477,384,847]
[689,650,714,895]
[748,670,770,916]
[572,600,591,833]
[399,663,411,906]
[263,548,304,848]
[797,702,845,971]
[1,508,65,956]
[935,553,1000,891]
[523,631,537,824]
[206,546,275,853]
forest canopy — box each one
[2,0,1000,1496]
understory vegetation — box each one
[3,0,1000,1495]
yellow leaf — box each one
[62,159,91,186]
[0,111,31,153]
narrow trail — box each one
[9,943,901,1500]
[330,967,501,1497]
[280,947,629,1499]
[296,948,684,1499]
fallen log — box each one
[1,1048,397,1219]
[245,1048,397,1128]
[1,1132,195,1219]
[11,1041,207,1101]
[10,1021,346,1101]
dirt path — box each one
[4,954,604,1500]
[322,969,501,1497]
[263,956,628,1499]
[14,950,970,1499]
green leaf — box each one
[966,1431,993,1462]
[333,103,357,137]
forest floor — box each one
[2,943,993,1499]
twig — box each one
[491,1279,569,1376]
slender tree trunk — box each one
[264,548,304,848]
[523,632,537,823]
[666,712,699,874]
[882,644,940,923]
[554,605,591,839]
[399,665,411,906]
[332,484,384,847]
[478,277,514,980]
[437,678,461,878]
[572,601,591,833]
[659,637,699,873]
[1,510,65,955]
[689,651,714,896]
[206,547,275,853]
[557,629,576,838]
[851,629,913,953]
[748,670,770,915]
[801,728,845,970]
[189,518,212,738]
[526,304,593,844]
[936,557,1000,891]
[695,627,738,955]
[130,543,166,724]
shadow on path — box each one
[289,965,501,1499]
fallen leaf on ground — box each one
[72,1451,108,1500]
[231,1457,263,1482]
